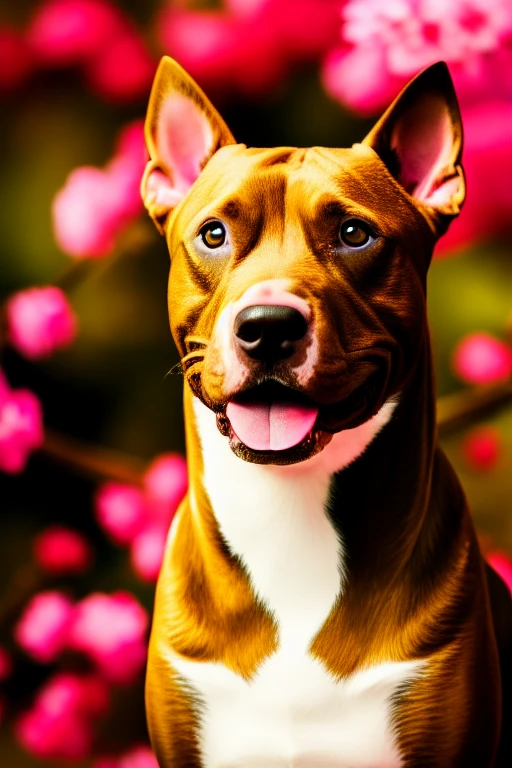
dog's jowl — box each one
[141,57,511,767]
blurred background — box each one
[0,1,511,765]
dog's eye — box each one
[199,221,226,249]
[339,220,373,248]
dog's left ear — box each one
[141,56,236,234]
[362,62,465,231]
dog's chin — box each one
[212,376,386,466]
[226,425,331,466]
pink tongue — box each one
[226,399,318,452]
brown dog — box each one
[141,57,511,767]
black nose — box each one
[234,305,308,362]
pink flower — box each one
[159,9,285,97]
[94,746,158,768]
[52,121,145,259]
[84,31,156,103]
[323,0,512,115]
[34,525,93,575]
[14,591,74,663]
[144,453,188,512]
[462,426,501,471]
[452,332,512,385]
[27,0,125,66]
[130,524,168,582]
[0,26,33,91]
[159,1,339,98]
[69,592,148,683]
[16,706,92,760]
[0,370,44,474]
[96,483,147,545]
[435,101,512,255]
[120,746,159,768]
[97,453,186,580]
[6,286,77,360]
[322,43,406,116]
[0,647,12,681]
[16,672,109,761]
[37,672,110,718]
[487,551,512,594]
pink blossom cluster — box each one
[6,286,77,360]
[320,0,512,255]
[462,426,502,472]
[452,332,512,385]
[1,0,155,101]
[0,647,12,724]
[488,551,512,595]
[16,671,110,760]
[323,0,512,114]
[52,120,146,258]
[96,453,188,581]
[94,745,159,768]
[34,524,93,575]
[15,590,149,683]
[159,0,341,97]
[0,368,43,474]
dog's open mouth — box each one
[226,381,318,453]
[215,373,387,465]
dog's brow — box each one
[318,199,346,219]
[219,198,243,219]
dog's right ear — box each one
[361,61,465,234]
[141,56,236,234]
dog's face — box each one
[142,58,465,465]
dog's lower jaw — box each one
[213,396,399,469]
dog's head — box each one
[141,57,465,465]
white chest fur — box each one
[176,399,422,767]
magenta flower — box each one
[435,101,512,255]
[0,25,33,91]
[6,286,77,360]
[130,524,168,582]
[14,591,74,663]
[52,121,145,258]
[119,746,159,768]
[69,592,149,683]
[96,483,147,545]
[462,426,501,471]
[16,672,109,761]
[159,1,339,97]
[452,332,512,385]
[144,453,188,512]
[16,705,93,760]
[84,30,156,103]
[27,0,126,67]
[0,647,12,681]
[37,672,110,718]
[94,745,158,768]
[96,453,187,580]
[322,0,512,115]
[487,551,512,594]
[34,525,93,575]
[0,369,44,474]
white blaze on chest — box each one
[176,398,421,767]
[193,398,344,649]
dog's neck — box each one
[182,335,457,611]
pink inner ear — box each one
[157,93,214,195]
[392,94,458,207]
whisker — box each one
[164,363,184,379]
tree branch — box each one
[437,379,512,436]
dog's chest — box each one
[181,402,421,767]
